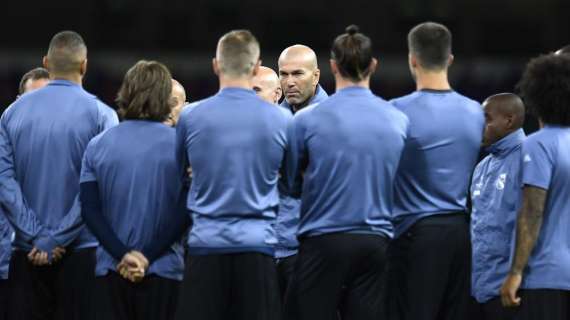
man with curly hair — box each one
[500,53,570,319]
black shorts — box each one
[388,213,471,320]
[276,254,296,300]
[284,233,389,320]
[0,279,8,320]
[514,289,570,320]
[93,272,180,320]
[7,247,96,320]
[174,252,281,320]
[469,297,516,320]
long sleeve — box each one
[80,181,129,261]
[0,117,46,244]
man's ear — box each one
[80,59,88,76]
[212,58,220,76]
[409,53,418,69]
[329,59,338,76]
[369,57,379,75]
[274,86,283,104]
[252,60,261,77]
[448,54,454,67]
[313,68,321,86]
[506,114,515,130]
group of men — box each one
[0,21,569,320]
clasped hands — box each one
[27,246,66,266]
[117,251,149,283]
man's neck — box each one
[219,75,253,90]
[414,69,451,91]
[51,73,82,86]
[335,75,369,91]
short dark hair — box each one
[517,54,570,126]
[556,45,570,55]
[46,31,87,75]
[217,30,260,77]
[408,22,452,70]
[331,25,373,82]
[18,67,49,95]
[116,60,174,122]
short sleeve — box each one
[97,101,119,132]
[521,136,553,190]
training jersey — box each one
[391,89,484,237]
[520,126,570,290]
[81,121,185,280]
[471,129,525,303]
[0,80,118,251]
[288,86,408,238]
[176,87,289,256]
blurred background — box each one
[1,0,569,132]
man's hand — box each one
[52,246,66,262]
[27,246,66,266]
[27,247,49,266]
[117,251,149,283]
[500,272,522,307]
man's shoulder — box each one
[312,84,329,103]
[525,129,552,144]
[389,91,421,108]
[179,97,214,119]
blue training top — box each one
[176,87,289,256]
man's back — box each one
[1,80,117,248]
[521,126,570,289]
[176,87,288,254]
[81,120,184,280]
[391,89,484,236]
[294,87,408,238]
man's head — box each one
[330,25,376,83]
[555,45,570,56]
[18,67,50,95]
[482,93,525,146]
[165,79,187,126]
[252,66,282,104]
[116,60,174,122]
[517,54,570,127]
[213,30,260,79]
[278,44,320,109]
[407,22,453,77]
[43,31,87,78]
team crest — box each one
[495,173,507,190]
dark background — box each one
[1,0,569,132]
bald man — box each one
[252,66,282,104]
[470,93,526,320]
[275,44,328,299]
[165,79,187,126]
[278,44,328,114]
